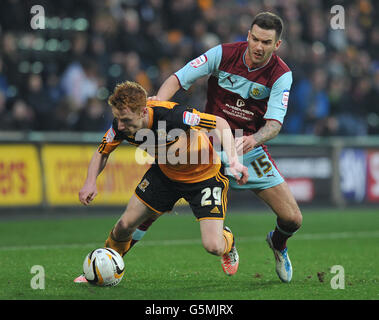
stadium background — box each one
[1,0,379,303]
[0,0,378,211]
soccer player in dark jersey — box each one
[74,81,248,282]
[132,12,303,283]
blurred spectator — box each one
[116,9,151,60]
[369,27,379,60]
[0,57,9,95]
[0,91,12,130]
[89,35,110,76]
[46,73,63,105]
[1,32,21,86]
[25,74,54,130]
[0,0,28,32]
[315,75,368,136]
[320,75,351,136]
[366,68,379,134]
[60,59,99,110]
[52,98,80,130]
[108,51,153,95]
[76,97,110,132]
[285,68,330,134]
[70,33,89,62]
[8,99,35,131]
[167,0,203,36]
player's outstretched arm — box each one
[214,116,249,185]
[148,74,181,101]
[79,151,109,205]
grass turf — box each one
[0,208,378,300]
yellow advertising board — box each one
[0,145,42,205]
[41,145,151,206]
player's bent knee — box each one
[290,208,303,229]
[279,209,302,232]
[295,211,303,228]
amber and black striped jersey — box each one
[98,101,221,183]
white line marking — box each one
[0,230,378,252]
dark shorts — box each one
[134,165,229,220]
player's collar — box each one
[145,107,154,129]
[243,48,273,72]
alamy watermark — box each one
[30,265,45,289]
[132,124,244,167]
[30,5,45,30]
[330,265,345,289]
[330,5,345,30]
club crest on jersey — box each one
[282,90,289,108]
[106,127,116,142]
[138,179,150,192]
[190,54,208,68]
[252,88,260,97]
[249,83,269,99]
[183,111,200,126]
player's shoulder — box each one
[268,53,292,85]
[271,53,291,75]
[221,41,247,55]
[219,41,247,70]
[147,100,178,110]
[146,101,179,119]
[146,101,191,124]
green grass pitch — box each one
[0,208,378,300]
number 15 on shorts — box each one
[251,155,273,178]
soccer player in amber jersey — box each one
[132,12,303,283]
[75,81,248,282]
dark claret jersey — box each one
[98,101,221,183]
[175,41,292,136]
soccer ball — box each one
[83,247,125,286]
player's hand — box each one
[228,161,249,185]
[235,135,257,155]
[147,96,160,101]
[79,182,98,205]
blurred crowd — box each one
[0,0,378,135]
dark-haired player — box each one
[134,12,303,283]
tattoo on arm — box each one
[252,120,282,145]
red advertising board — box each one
[367,151,379,202]
[286,178,315,202]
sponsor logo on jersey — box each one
[236,99,245,108]
[226,75,235,86]
[282,90,289,108]
[210,206,220,214]
[183,111,200,126]
[190,54,208,68]
[106,127,116,142]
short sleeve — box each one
[97,121,123,154]
[264,71,293,125]
[175,45,222,90]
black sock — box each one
[271,219,299,251]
